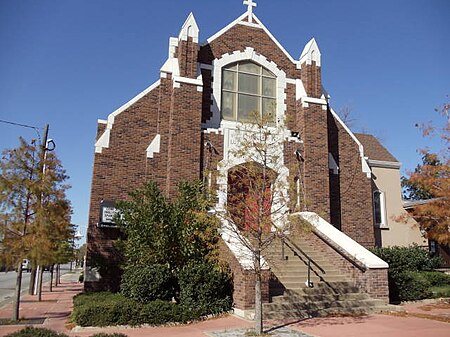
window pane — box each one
[262,68,275,77]
[262,98,276,123]
[222,91,236,120]
[239,62,260,74]
[374,191,382,224]
[262,77,276,97]
[224,63,237,71]
[223,70,236,91]
[238,73,260,95]
[238,94,260,122]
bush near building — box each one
[371,245,450,302]
[72,181,232,327]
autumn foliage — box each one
[402,101,449,245]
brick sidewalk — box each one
[0,272,448,337]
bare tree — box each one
[214,112,291,334]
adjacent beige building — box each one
[355,134,427,248]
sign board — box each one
[98,200,119,228]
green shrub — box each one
[395,271,432,302]
[71,292,143,327]
[370,245,442,302]
[371,245,441,275]
[4,327,68,337]
[421,271,450,286]
[120,264,175,303]
[4,327,128,337]
[71,291,206,327]
[178,262,232,316]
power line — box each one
[0,119,42,142]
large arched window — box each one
[221,61,276,123]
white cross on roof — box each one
[243,0,257,22]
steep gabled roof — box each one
[203,11,299,67]
[355,133,399,163]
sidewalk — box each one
[0,271,448,337]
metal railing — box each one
[280,234,326,288]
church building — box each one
[85,1,422,317]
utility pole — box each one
[28,124,49,297]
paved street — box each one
[0,264,71,308]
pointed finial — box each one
[243,0,257,23]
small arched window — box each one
[221,61,276,123]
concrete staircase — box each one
[262,234,389,320]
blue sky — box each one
[0,0,448,243]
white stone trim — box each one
[204,13,298,67]
[178,12,199,43]
[94,80,161,153]
[232,307,255,320]
[146,134,161,158]
[328,153,339,174]
[296,212,389,269]
[301,97,327,106]
[95,129,110,154]
[237,19,260,29]
[252,15,298,65]
[329,107,372,178]
[199,63,213,71]
[205,47,287,129]
[220,219,269,271]
[296,79,307,101]
[300,38,321,67]
[286,78,297,85]
[173,75,203,91]
[205,12,249,45]
[97,119,107,124]
[368,159,401,169]
[160,57,180,77]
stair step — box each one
[264,298,383,312]
[271,292,371,304]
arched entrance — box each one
[227,162,277,232]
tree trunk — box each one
[28,266,37,295]
[49,265,53,292]
[37,267,44,302]
[254,253,263,335]
[12,261,23,321]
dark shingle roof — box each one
[355,133,399,162]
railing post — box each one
[281,237,285,260]
[306,258,313,288]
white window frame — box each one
[221,61,277,124]
[373,190,387,227]
[206,47,287,129]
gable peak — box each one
[300,38,321,67]
[179,12,199,43]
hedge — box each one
[370,245,443,302]
[120,264,175,303]
[4,327,127,337]
[178,262,233,316]
[71,292,224,327]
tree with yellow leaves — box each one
[0,137,72,320]
[402,100,449,245]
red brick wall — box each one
[219,240,270,310]
[328,116,375,247]
[296,102,331,221]
[198,24,301,79]
[294,231,389,302]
